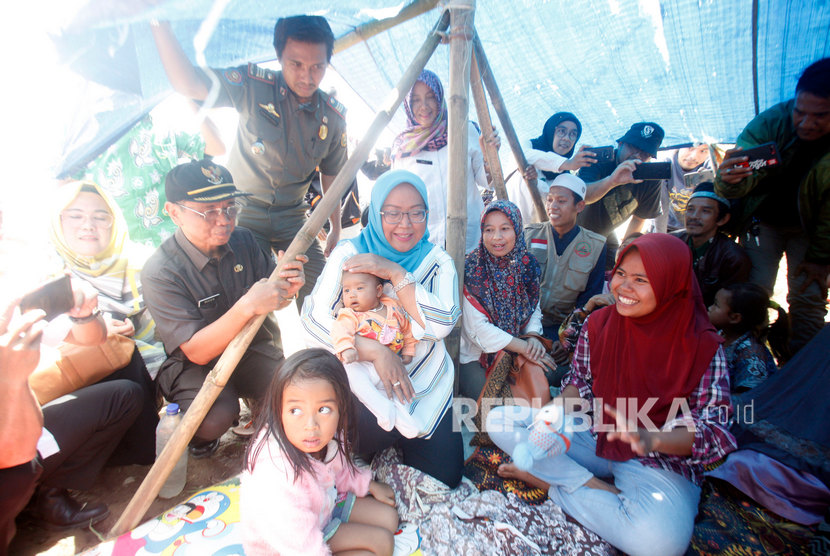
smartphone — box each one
[19,275,74,321]
[683,169,715,191]
[584,146,614,163]
[632,161,672,180]
[725,141,781,170]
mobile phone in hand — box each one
[19,275,74,321]
[725,142,781,170]
[632,161,672,180]
[584,146,614,163]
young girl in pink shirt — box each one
[241,349,399,555]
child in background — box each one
[708,282,789,398]
[331,272,420,438]
[241,349,399,556]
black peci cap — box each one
[165,159,251,203]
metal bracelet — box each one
[393,272,416,293]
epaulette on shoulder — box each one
[325,95,347,119]
[247,63,276,84]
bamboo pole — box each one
[470,52,507,201]
[110,9,451,538]
[443,0,475,387]
[445,0,474,286]
[472,32,546,222]
[334,0,440,54]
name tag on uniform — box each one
[198,293,220,308]
[415,159,433,165]
[530,239,548,249]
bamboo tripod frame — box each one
[111,0,536,537]
[110,9,451,537]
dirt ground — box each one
[9,425,249,556]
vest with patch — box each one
[525,223,605,327]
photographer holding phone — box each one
[576,122,665,269]
[507,112,597,224]
[1,287,146,547]
[716,57,830,354]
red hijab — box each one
[587,234,722,461]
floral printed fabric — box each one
[373,447,615,555]
[75,115,206,247]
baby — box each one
[332,272,417,364]
[331,271,419,437]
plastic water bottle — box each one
[156,403,187,499]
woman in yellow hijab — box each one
[50,181,165,377]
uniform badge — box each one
[259,103,280,120]
[223,69,243,85]
[340,132,347,148]
[251,141,265,156]
[574,241,592,257]
[202,165,225,185]
[319,120,328,140]
[279,87,286,96]
[234,264,244,273]
[258,102,281,127]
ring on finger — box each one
[392,381,401,387]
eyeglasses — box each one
[554,126,579,141]
[60,210,114,229]
[379,209,427,224]
[177,203,241,222]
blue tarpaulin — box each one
[51,0,830,177]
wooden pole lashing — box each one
[110,9,451,537]
[470,51,507,201]
[472,32,546,222]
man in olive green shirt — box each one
[152,15,346,301]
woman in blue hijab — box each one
[301,169,464,487]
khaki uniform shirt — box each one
[211,64,348,208]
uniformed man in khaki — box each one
[525,174,607,339]
[151,15,346,302]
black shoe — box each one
[35,488,109,530]
[189,438,220,459]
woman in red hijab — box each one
[487,234,737,556]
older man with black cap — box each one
[142,159,306,458]
[672,182,751,306]
[577,122,665,268]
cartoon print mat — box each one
[80,477,243,556]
